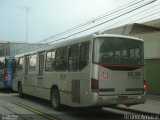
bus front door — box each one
[37,52,45,88]
[24,56,29,85]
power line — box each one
[130,9,160,24]
[37,0,147,43]
[13,0,157,54]
[42,0,157,43]
[100,2,160,32]
[14,0,146,53]
[25,8,160,53]
[48,0,156,42]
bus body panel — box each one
[13,34,145,108]
[66,69,90,107]
[43,65,91,107]
[98,66,144,96]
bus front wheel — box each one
[51,88,61,110]
[18,83,24,98]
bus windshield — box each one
[93,37,144,65]
[5,59,15,68]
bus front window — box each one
[5,59,16,68]
[93,37,144,65]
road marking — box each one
[1,104,29,120]
[12,102,59,120]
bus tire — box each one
[18,83,24,98]
[51,88,61,110]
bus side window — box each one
[68,44,79,71]
[45,50,55,71]
[55,47,67,71]
[16,57,23,71]
[29,55,37,72]
[79,42,89,70]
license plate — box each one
[117,96,128,104]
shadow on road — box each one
[0,89,16,93]
[13,95,124,120]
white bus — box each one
[13,33,146,110]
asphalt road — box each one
[0,89,132,120]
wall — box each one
[145,59,160,95]
[133,32,160,59]
[131,32,160,95]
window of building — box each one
[79,42,89,70]
[68,44,79,71]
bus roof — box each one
[15,33,143,57]
[94,34,143,42]
[44,34,142,51]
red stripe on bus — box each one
[92,62,144,68]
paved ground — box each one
[0,90,160,120]
[118,94,160,114]
[0,90,124,120]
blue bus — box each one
[0,56,15,89]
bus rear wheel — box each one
[51,88,61,110]
[18,83,24,98]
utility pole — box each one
[25,7,29,42]
[24,7,30,52]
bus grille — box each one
[72,80,80,103]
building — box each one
[0,41,28,56]
[0,41,48,57]
[103,19,160,95]
[144,18,160,28]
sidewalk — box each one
[119,94,160,114]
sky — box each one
[0,0,160,43]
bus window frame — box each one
[38,52,45,74]
[24,55,29,74]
